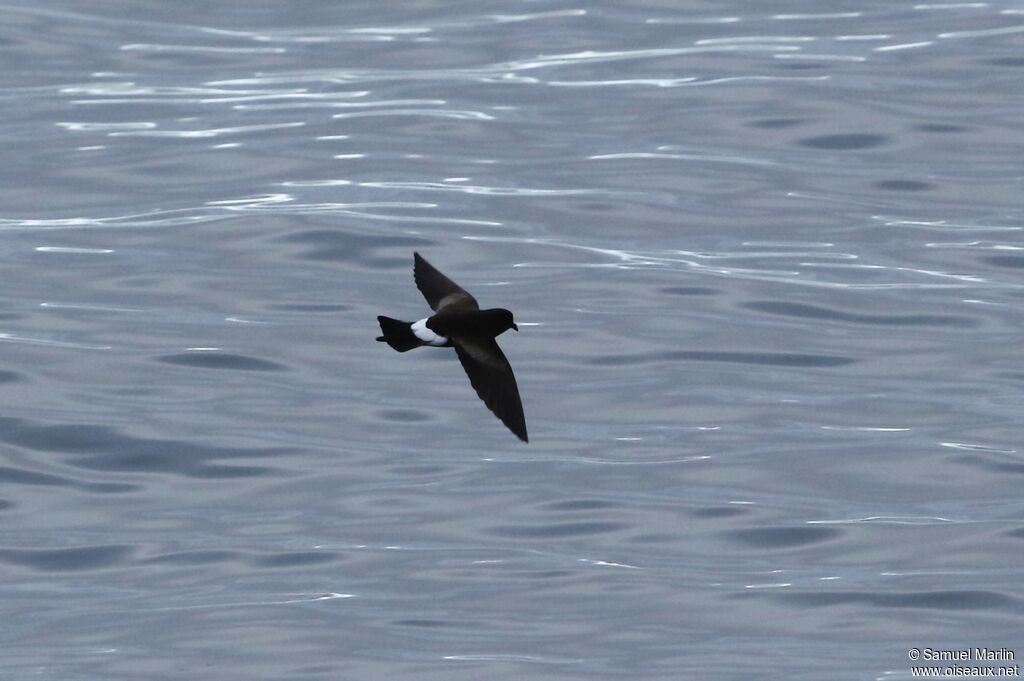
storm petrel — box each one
[376,252,528,443]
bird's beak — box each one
[511,323,519,332]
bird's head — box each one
[484,308,518,335]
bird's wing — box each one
[414,252,478,312]
[453,336,528,442]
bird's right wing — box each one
[453,336,528,442]
[414,252,478,312]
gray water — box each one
[2,1,1023,679]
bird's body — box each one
[376,253,528,442]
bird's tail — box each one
[376,316,421,352]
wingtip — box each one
[512,423,529,443]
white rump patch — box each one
[411,318,448,346]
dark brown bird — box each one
[376,253,528,442]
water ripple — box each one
[877,217,1023,233]
[137,592,354,612]
[0,196,502,231]
[486,521,629,539]
[939,23,1024,38]
[0,465,139,494]
[0,545,134,572]
[772,12,863,20]
[589,149,778,166]
[106,122,305,138]
[189,44,815,91]
[550,74,830,88]
[157,352,287,372]
[760,590,1018,611]
[354,181,600,196]
[0,416,287,479]
[742,301,978,327]
[808,516,958,525]
[120,43,287,54]
[0,332,111,350]
[874,41,935,52]
[470,237,1017,291]
[727,526,841,548]
[588,351,856,368]
[940,442,1017,454]
[331,108,494,121]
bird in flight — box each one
[376,253,528,442]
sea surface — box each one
[1,1,1023,679]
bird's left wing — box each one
[452,336,528,442]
